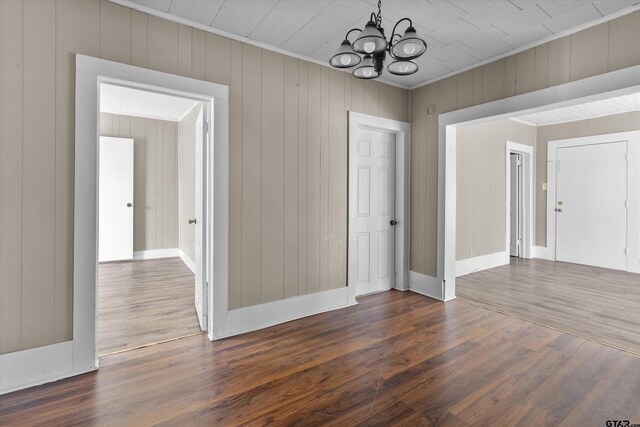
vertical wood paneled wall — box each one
[100,113,179,252]
[456,120,536,261]
[0,0,408,354]
[410,10,640,277]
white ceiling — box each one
[100,83,200,121]
[512,92,640,126]
[124,0,640,88]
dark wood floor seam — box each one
[458,297,640,358]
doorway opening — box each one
[448,83,640,354]
[347,112,411,302]
[506,142,534,261]
[509,152,523,257]
[97,82,208,355]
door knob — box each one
[188,218,197,224]
[390,220,398,226]
[127,203,132,207]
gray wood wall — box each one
[410,11,640,277]
[0,0,408,355]
[456,120,536,260]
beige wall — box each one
[456,120,536,260]
[177,104,201,263]
[410,10,640,277]
[535,111,640,246]
[100,113,179,252]
[0,0,408,355]
[3,0,639,356]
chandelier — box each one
[329,0,427,79]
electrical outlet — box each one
[542,183,547,191]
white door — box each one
[556,141,628,270]
[98,137,134,262]
[352,128,396,296]
[509,153,522,257]
[194,106,207,330]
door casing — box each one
[505,141,534,260]
[348,112,411,304]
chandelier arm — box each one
[389,17,413,49]
[345,28,363,42]
[387,47,399,61]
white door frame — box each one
[506,142,534,260]
[74,56,227,373]
[546,130,640,272]
[438,63,640,302]
[0,54,229,395]
[348,112,411,304]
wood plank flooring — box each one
[457,258,640,355]
[2,291,639,426]
[98,257,201,355]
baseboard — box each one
[132,248,180,260]
[178,249,196,273]
[408,270,443,301]
[219,287,356,339]
[0,341,96,395]
[456,251,509,277]
[533,246,548,260]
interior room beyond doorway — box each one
[97,83,205,355]
[454,91,640,355]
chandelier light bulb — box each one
[363,68,373,77]
[363,41,376,53]
[403,43,417,55]
[399,63,410,73]
[340,55,352,66]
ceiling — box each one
[100,83,200,121]
[124,0,640,88]
[512,92,640,126]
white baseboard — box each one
[133,248,180,260]
[455,251,509,277]
[220,287,356,339]
[408,270,443,301]
[533,246,548,260]
[178,249,196,273]
[0,341,96,395]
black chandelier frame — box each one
[329,0,427,79]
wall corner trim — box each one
[455,251,510,277]
[408,271,444,301]
[219,287,356,339]
[133,248,180,260]
[178,249,196,274]
[0,342,96,395]
[533,246,548,260]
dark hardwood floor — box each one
[1,291,639,426]
[457,258,640,355]
[99,257,202,355]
